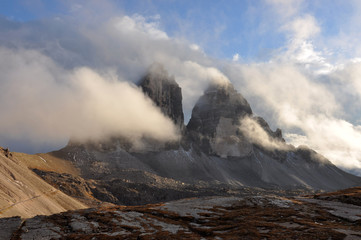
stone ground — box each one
[4,188,361,240]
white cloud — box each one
[285,117,361,172]
[0,11,233,151]
[189,44,201,51]
[265,0,304,19]
[282,14,320,40]
[239,116,288,150]
[332,61,361,98]
[225,47,361,175]
[114,14,169,40]
[232,53,240,61]
[222,1,361,175]
[0,47,179,150]
[284,133,308,147]
[226,59,361,175]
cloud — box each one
[220,2,361,175]
[0,47,179,151]
[282,14,320,41]
[225,55,361,175]
[0,11,234,151]
[265,0,303,19]
[265,1,334,74]
[232,53,240,61]
[239,116,288,151]
[69,14,228,120]
[284,117,361,171]
[150,59,231,121]
[114,14,169,40]
[1,1,361,176]
[224,28,361,175]
[228,62,338,120]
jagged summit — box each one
[186,82,253,156]
[185,81,289,158]
[187,82,252,135]
[139,63,184,129]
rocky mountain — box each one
[0,65,361,239]
[30,65,359,209]
[139,63,184,130]
[186,82,284,157]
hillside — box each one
[0,147,86,219]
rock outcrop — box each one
[186,82,285,158]
[139,63,184,130]
[186,82,253,156]
[187,82,252,135]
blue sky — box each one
[1,0,361,175]
[1,0,355,61]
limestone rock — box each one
[187,82,252,155]
[139,63,184,129]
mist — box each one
[0,47,179,152]
[222,0,361,175]
[0,9,233,153]
[239,116,288,151]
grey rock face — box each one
[186,82,288,159]
[187,82,252,135]
[139,63,184,129]
[186,82,253,155]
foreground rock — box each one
[6,188,361,239]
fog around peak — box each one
[1,1,361,175]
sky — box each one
[1,0,361,175]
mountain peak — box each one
[187,82,252,135]
[186,82,253,156]
[139,63,184,129]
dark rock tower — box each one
[139,63,184,130]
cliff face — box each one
[139,63,184,130]
[186,83,252,156]
[186,82,285,158]
[187,82,252,135]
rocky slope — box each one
[0,147,86,219]
[4,188,361,239]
